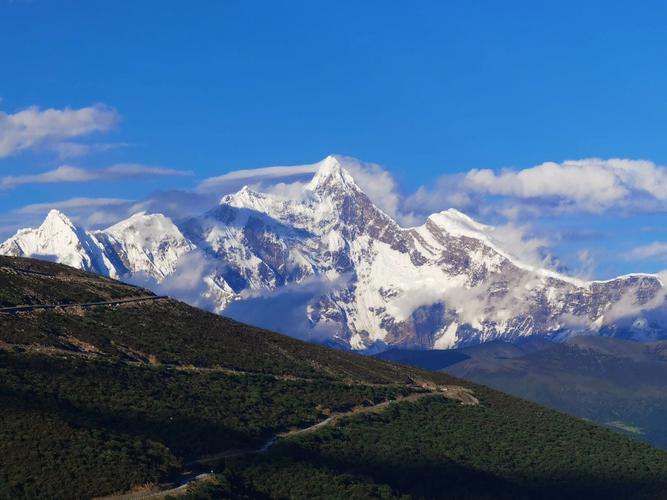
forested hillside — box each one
[377,337,667,451]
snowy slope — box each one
[0,210,118,277]
[2,155,665,350]
[96,212,195,280]
[0,210,196,284]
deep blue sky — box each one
[2,1,667,277]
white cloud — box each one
[489,223,552,269]
[627,242,667,261]
[53,141,129,159]
[16,197,132,214]
[575,249,597,279]
[128,190,219,221]
[0,197,137,239]
[0,163,191,189]
[387,271,546,331]
[197,163,319,192]
[103,163,191,177]
[336,156,404,222]
[1,165,95,188]
[402,174,473,221]
[86,210,128,226]
[601,279,667,324]
[400,158,667,221]
[126,250,225,313]
[0,104,119,157]
[463,158,667,212]
[225,273,353,342]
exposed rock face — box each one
[2,156,665,350]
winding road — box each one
[101,390,474,500]
[0,295,169,314]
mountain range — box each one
[2,155,666,351]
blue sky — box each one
[2,0,667,278]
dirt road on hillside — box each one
[100,388,478,500]
[0,295,168,314]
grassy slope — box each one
[2,257,667,499]
[0,255,151,306]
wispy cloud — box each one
[16,197,133,214]
[0,163,191,189]
[128,190,219,221]
[197,163,320,191]
[15,198,138,228]
[627,242,667,261]
[0,196,137,239]
[0,104,119,158]
[103,164,191,177]
[53,141,130,160]
[487,223,552,269]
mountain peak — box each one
[113,211,174,225]
[221,184,267,208]
[101,211,194,281]
[236,185,262,198]
[40,209,78,233]
[306,155,358,193]
[0,209,119,276]
[428,208,491,239]
[105,212,187,242]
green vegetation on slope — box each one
[379,337,667,450]
[187,393,667,499]
[0,256,150,307]
[0,350,412,499]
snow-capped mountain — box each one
[0,209,119,276]
[0,210,194,282]
[95,212,195,280]
[2,155,665,350]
